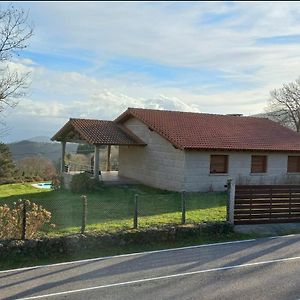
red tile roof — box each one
[115,108,300,152]
[51,118,146,146]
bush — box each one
[51,175,63,190]
[0,200,53,240]
[70,172,99,193]
[0,143,17,184]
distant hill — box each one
[8,140,78,162]
[26,136,53,143]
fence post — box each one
[181,191,186,225]
[21,199,27,240]
[81,195,87,234]
[133,194,138,229]
[226,178,235,224]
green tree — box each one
[0,142,16,183]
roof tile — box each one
[115,108,300,152]
[51,118,146,146]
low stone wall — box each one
[0,222,233,260]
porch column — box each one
[106,145,111,171]
[60,141,66,173]
[94,145,100,181]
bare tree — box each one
[266,77,300,132]
[0,5,33,114]
[17,156,57,181]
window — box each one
[210,155,228,174]
[287,156,300,173]
[251,155,267,173]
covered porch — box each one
[51,118,146,186]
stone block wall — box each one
[119,118,185,191]
[184,151,300,192]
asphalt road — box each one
[1,234,300,300]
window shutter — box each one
[288,156,300,173]
[251,156,267,173]
[210,155,228,174]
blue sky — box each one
[2,1,300,142]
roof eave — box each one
[114,108,134,123]
[51,119,73,142]
[93,142,147,146]
[184,147,300,153]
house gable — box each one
[119,117,185,191]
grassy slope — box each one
[0,183,265,270]
[0,183,226,235]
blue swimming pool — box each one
[32,182,52,189]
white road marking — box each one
[0,234,298,275]
[16,255,300,300]
[0,238,256,274]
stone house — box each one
[52,107,300,192]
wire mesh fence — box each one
[0,189,227,240]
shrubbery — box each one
[70,172,100,193]
[0,200,54,239]
[51,175,63,190]
[0,222,234,261]
[16,156,57,182]
[0,143,17,184]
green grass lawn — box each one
[0,183,227,236]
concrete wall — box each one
[184,151,300,192]
[119,117,300,192]
[119,118,185,191]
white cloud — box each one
[5,60,33,75]
[16,98,66,117]
[25,2,300,71]
[4,2,300,142]
[9,62,267,121]
[2,60,273,143]
[16,1,300,97]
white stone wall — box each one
[119,118,185,191]
[184,151,300,192]
[119,117,300,192]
